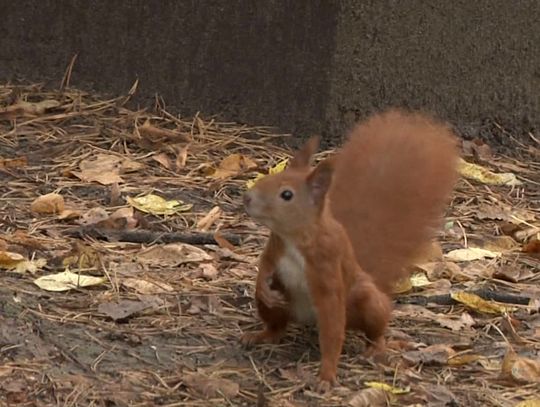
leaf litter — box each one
[0,81,539,406]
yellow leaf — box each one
[246,158,289,189]
[0,251,25,269]
[451,291,517,314]
[269,158,289,174]
[410,272,431,287]
[34,269,106,292]
[392,276,412,294]
[444,247,501,262]
[515,399,540,407]
[458,158,522,186]
[364,381,410,395]
[127,194,192,215]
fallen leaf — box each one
[0,251,25,269]
[348,388,388,407]
[34,269,106,291]
[137,243,212,266]
[0,156,27,169]
[14,258,47,274]
[410,272,431,287]
[444,247,501,262]
[98,296,162,321]
[402,344,456,365]
[364,382,409,395]
[492,265,531,283]
[71,153,143,185]
[392,277,412,294]
[246,158,288,189]
[184,373,239,399]
[458,158,522,186]
[209,153,258,180]
[31,193,65,214]
[515,399,540,407]
[501,348,540,384]
[0,251,45,274]
[213,231,236,251]
[121,278,175,294]
[175,145,189,169]
[152,152,173,170]
[483,235,519,252]
[197,206,222,231]
[109,207,138,229]
[0,99,60,119]
[79,207,109,226]
[199,263,219,280]
[57,208,82,220]
[448,353,483,366]
[450,291,517,314]
[138,119,191,143]
[523,239,540,258]
[127,194,192,215]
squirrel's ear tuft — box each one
[306,157,334,205]
[289,135,320,169]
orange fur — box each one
[241,109,459,391]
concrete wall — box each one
[1,1,538,145]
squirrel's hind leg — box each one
[346,279,392,356]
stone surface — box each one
[0,1,538,145]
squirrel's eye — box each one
[280,189,294,201]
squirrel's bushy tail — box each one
[329,109,460,294]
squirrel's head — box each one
[243,136,335,236]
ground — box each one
[0,84,539,406]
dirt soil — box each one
[0,83,539,406]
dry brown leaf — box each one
[71,153,143,185]
[57,208,82,220]
[0,156,27,169]
[402,344,456,366]
[80,207,109,226]
[98,296,163,321]
[138,119,191,143]
[523,239,540,258]
[152,152,173,170]
[208,153,258,179]
[109,207,138,229]
[175,145,189,169]
[348,387,388,407]
[448,353,483,366]
[214,231,236,251]
[31,192,65,214]
[197,206,222,231]
[501,348,540,383]
[184,373,239,399]
[121,278,174,294]
[199,263,219,280]
[137,243,212,266]
[0,99,60,119]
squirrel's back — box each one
[329,109,459,294]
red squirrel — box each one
[241,109,459,391]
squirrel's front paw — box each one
[259,278,288,309]
[311,371,337,393]
[241,330,283,347]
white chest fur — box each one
[276,241,317,324]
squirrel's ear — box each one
[306,157,334,205]
[289,135,320,169]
